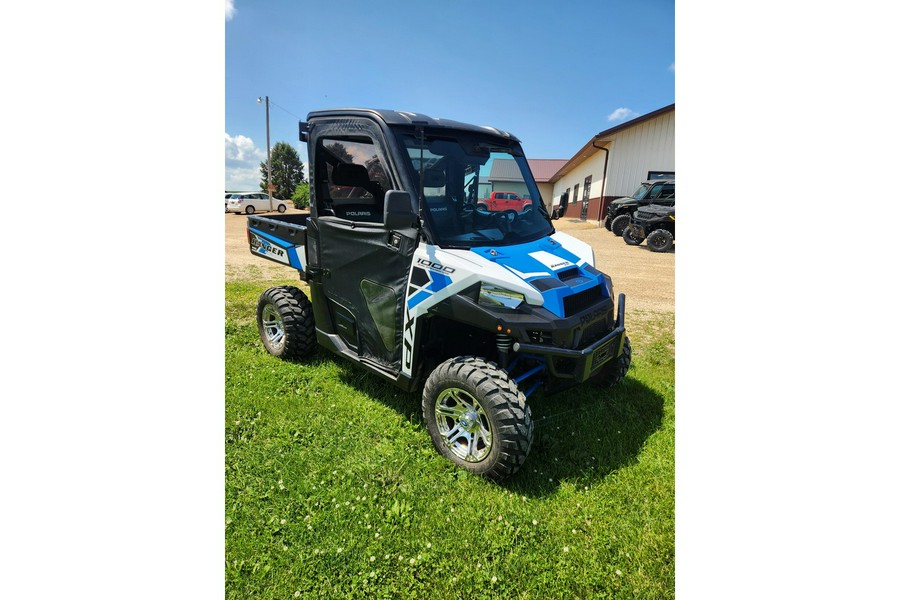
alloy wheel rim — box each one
[434,388,493,463]
[261,304,285,350]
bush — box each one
[291,182,310,209]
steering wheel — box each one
[495,209,517,233]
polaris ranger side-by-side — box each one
[603,179,675,236]
[623,204,676,252]
[246,109,631,480]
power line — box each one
[268,99,302,121]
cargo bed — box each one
[246,213,309,275]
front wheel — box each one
[611,214,631,236]
[422,357,533,481]
[622,225,645,245]
[277,203,287,213]
[647,229,674,252]
[256,286,316,360]
[603,215,613,230]
[591,336,632,388]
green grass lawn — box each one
[226,280,674,599]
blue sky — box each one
[225,0,674,191]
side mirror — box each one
[384,190,418,230]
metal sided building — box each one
[549,103,675,221]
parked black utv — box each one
[623,204,675,252]
[603,179,675,236]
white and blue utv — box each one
[247,108,631,480]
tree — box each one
[291,182,310,209]
[260,142,305,199]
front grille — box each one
[635,210,654,220]
[563,285,602,317]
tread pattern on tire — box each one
[422,356,533,481]
[611,214,631,236]
[257,286,316,360]
[646,229,674,252]
[591,336,632,388]
[622,225,644,245]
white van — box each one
[226,192,288,215]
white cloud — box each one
[608,108,640,122]
[225,132,265,191]
[225,0,236,21]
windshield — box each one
[631,183,652,200]
[399,133,553,248]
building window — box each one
[582,175,592,201]
[573,184,579,205]
[648,171,675,180]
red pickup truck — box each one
[476,191,533,213]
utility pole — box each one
[258,95,274,209]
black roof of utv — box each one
[306,108,520,142]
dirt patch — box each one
[225,211,674,313]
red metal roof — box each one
[526,159,568,182]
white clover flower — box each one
[409,558,415,565]
[532,519,538,525]
[426,542,432,549]
[295,592,300,598]
[563,546,569,553]
[370,556,376,562]
[280,519,286,525]
[491,576,498,584]
[616,569,622,576]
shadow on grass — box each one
[323,352,665,498]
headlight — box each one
[478,284,525,309]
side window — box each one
[661,184,675,198]
[316,136,391,223]
[648,184,664,199]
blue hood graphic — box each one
[469,236,606,317]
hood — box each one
[468,236,609,318]
[611,196,637,206]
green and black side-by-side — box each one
[603,179,675,236]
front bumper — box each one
[513,293,626,387]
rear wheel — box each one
[422,357,533,480]
[256,286,316,360]
[623,225,644,245]
[611,214,631,236]
[591,336,632,388]
[647,229,674,252]
[245,205,255,215]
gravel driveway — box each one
[225,209,674,314]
